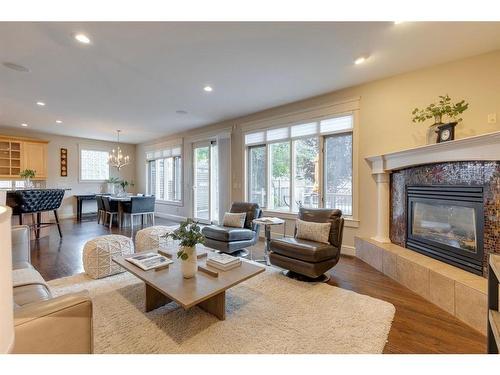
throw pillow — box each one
[296,219,331,244]
[223,212,247,228]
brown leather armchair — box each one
[269,208,344,281]
[11,225,93,353]
[202,202,262,257]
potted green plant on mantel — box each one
[165,219,205,278]
[19,169,36,188]
[412,95,469,144]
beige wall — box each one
[0,127,136,218]
[138,50,500,251]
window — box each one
[146,145,182,202]
[245,114,353,216]
[293,137,319,211]
[324,133,352,216]
[80,149,109,181]
[269,141,290,211]
[0,181,27,189]
[248,145,267,208]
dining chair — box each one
[102,196,119,229]
[96,195,105,225]
[120,196,156,232]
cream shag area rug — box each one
[48,268,395,354]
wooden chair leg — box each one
[109,213,113,229]
[19,214,23,225]
[54,210,63,238]
[97,210,101,224]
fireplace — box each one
[406,185,484,275]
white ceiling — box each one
[1,22,500,144]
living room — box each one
[1,1,500,372]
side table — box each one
[252,218,286,266]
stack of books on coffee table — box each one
[207,253,242,271]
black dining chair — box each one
[96,195,105,225]
[102,196,119,229]
[120,196,156,232]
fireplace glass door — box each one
[412,202,477,254]
[406,185,484,275]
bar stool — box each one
[10,189,65,239]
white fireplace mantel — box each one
[366,130,500,174]
[365,131,500,243]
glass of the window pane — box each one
[248,146,266,208]
[210,142,219,222]
[157,159,165,200]
[194,146,210,221]
[324,133,352,216]
[165,157,174,201]
[270,142,290,211]
[294,138,319,211]
[174,156,182,201]
[80,150,110,181]
[147,160,156,196]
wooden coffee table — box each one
[113,248,265,320]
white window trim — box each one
[78,143,111,183]
[242,100,359,223]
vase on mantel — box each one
[426,123,441,144]
[180,246,197,278]
[426,114,443,144]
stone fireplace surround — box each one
[359,131,500,334]
[391,162,499,276]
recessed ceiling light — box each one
[176,110,188,115]
[36,101,46,106]
[21,123,28,127]
[56,120,63,124]
[354,56,367,65]
[203,85,213,92]
[2,62,30,73]
[74,33,91,44]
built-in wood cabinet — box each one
[0,136,48,179]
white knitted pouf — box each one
[82,235,134,279]
[135,225,178,252]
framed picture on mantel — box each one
[60,148,68,177]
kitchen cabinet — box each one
[0,136,48,179]
[22,141,48,179]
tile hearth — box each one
[355,237,488,334]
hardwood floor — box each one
[29,217,486,353]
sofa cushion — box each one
[13,268,48,288]
[202,225,254,242]
[270,237,339,263]
[14,284,52,307]
[296,219,331,244]
[12,261,34,271]
[222,212,246,228]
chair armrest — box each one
[13,291,93,353]
[11,225,31,264]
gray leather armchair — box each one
[269,208,344,281]
[11,225,93,353]
[202,202,262,257]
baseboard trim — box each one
[342,245,356,257]
[154,212,187,222]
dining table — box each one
[107,195,147,228]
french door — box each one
[193,141,219,224]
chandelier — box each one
[108,130,130,171]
